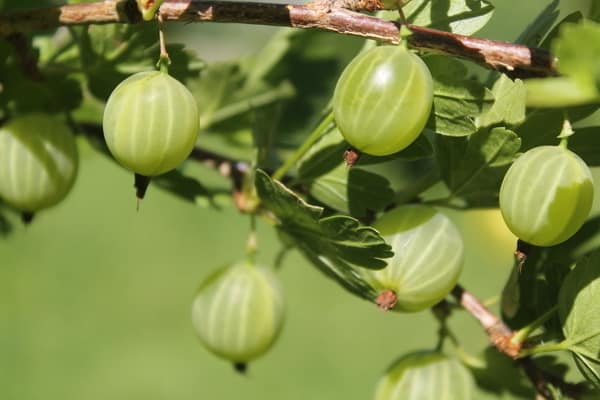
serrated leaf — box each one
[255,170,392,299]
[573,353,600,389]
[425,56,493,137]
[404,0,494,35]
[559,251,600,372]
[477,74,526,127]
[434,127,521,207]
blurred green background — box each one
[0,0,597,399]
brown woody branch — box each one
[0,0,555,76]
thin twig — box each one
[0,0,555,76]
[451,284,521,358]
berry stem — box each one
[511,305,558,346]
[246,214,258,264]
[272,111,335,181]
[516,340,570,358]
[156,13,170,73]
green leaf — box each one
[514,0,559,47]
[559,251,600,363]
[540,11,584,50]
[515,105,599,151]
[477,74,526,128]
[297,128,346,181]
[191,29,362,168]
[404,0,494,35]
[255,170,393,300]
[568,127,600,166]
[77,24,203,101]
[553,20,600,92]
[309,165,395,218]
[434,127,521,207]
[0,38,82,114]
[425,56,493,137]
[501,249,570,333]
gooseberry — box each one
[191,261,284,370]
[332,45,433,156]
[375,351,474,400]
[103,70,200,177]
[0,113,78,213]
[362,205,464,312]
[499,145,593,247]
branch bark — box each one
[0,0,555,76]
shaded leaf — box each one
[471,347,534,398]
[515,0,559,47]
[309,165,395,218]
[540,11,584,50]
[404,0,494,35]
[515,105,599,152]
[297,127,346,181]
[434,127,521,207]
[255,170,392,300]
[569,127,600,166]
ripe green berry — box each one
[499,145,594,247]
[0,113,78,212]
[191,261,284,368]
[332,45,433,156]
[375,351,474,400]
[362,205,464,312]
[103,70,200,177]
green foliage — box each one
[434,127,521,207]
[4,1,600,398]
[425,56,493,137]
[559,250,600,387]
[404,0,495,35]
[255,170,392,299]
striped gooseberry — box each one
[332,45,433,156]
[0,113,78,213]
[103,70,200,177]
[499,145,594,247]
[375,351,474,400]
[191,261,284,370]
[362,205,464,312]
